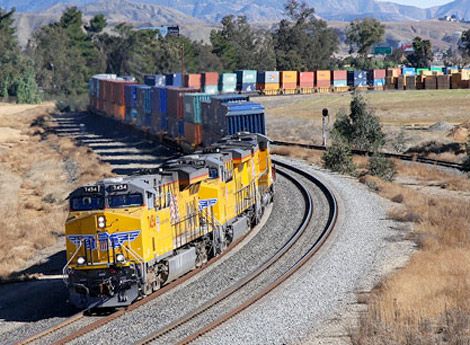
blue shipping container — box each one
[166,73,184,87]
[178,120,185,137]
[125,85,138,108]
[402,67,416,76]
[347,71,368,87]
[235,70,257,92]
[333,80,348,87]
[224,102,266,135]
[144,74,166,87]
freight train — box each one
[88,66,470,151]
[64,132,275,308]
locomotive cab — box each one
[65,177,160,308]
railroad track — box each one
[132,160,338,345]
[272,140,466,171]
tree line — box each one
[2,0,470,104]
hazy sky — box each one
[378,0,452,7]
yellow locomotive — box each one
[64,133,274,308]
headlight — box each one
[77,256,86,265]
[116,254,126,263]
[97,215,106,229]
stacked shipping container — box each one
[202,72,219,94]
[235,70,257,92]
[316,70,331,91]
[257,71,280,95]
[219,73,237,93]
[298,72,315,94]
[331,70,347,91]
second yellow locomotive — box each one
[64,133,274,308]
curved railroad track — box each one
[272,140,466,171]
[132,160,338,345]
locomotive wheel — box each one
[195,242,208,268]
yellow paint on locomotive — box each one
[65,135,274,278]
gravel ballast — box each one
[191,157,415,345]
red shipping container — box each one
[167,87,198,120]
[185,74,202,89]
[317,80,331,88]
[298,72,314,88]
[331,70,347,81]
[372,69,386,79]
[184,122,203,146]
[202,72,219,86]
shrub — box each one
[323,136,356,175]
[368,154,396,181]
[333,93,385,151]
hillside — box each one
[8,0,470,49]
[13,0,216,46]
[1,0,462,22]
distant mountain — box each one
[12,0,215,46]
[434,0,470,21]
[0,0,443,22]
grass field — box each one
[259,90,470,125]
[259,90,470,159]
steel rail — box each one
[272,140,466,171]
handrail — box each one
[62,240,83,285]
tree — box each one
[85,14,106,36]
[210,15,275,71]
[333,93,385,151]
[346,18,385,56]
[459,29,470,58]
[32,7,105,96]
[274,0,338,70]
[0,7,41,103]
[407,37,433,68]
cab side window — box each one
[147,192,154,209]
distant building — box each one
[136,25,180,38]
[439,14,459,22]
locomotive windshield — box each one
[107,194,144,208]
[70,196,105,211]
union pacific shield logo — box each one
[67,230,140,250]
[199,199,217,210]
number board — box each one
[108,184,128,192]
[83,186,100,193]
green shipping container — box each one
[184,93,211,124]
[416,68,430,75]
[220,73,237,83]
[431,66,444,72]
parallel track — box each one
[134,160,338,345]
[272,140,466,171]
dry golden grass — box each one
[353,170,470,344]
[0,104,113,278]
[271,145,323,166]
[395,160,470,192]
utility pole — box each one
[322,108,330,147]
[180,43,185,79]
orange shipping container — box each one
[184,122,203,146]
[281,71,298,84]
[185,74,202,90]
[316,70,331,81]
